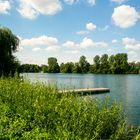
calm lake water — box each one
[24,73,140,126]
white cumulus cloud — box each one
[20,35,61,53]
[80,37,108,48]
[21,35,58,47]
[0,0,11,14]
[76,22,97,35]
[86,22,96,31]
[64,0,96,6]
[63,41,79,49]
[122,37,140,50]
[45,45,60,52]
[111,0,127,4]
[17,0,62,19]
[63,38,108,49]
[112,5,140,28]
[71,50,81,54]
[112,39,118,43]
[87,0,96,6]
[64,0,78,5]
[32,47,42,52]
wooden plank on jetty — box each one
[58,88,110,95]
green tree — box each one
[19,64,41,73]
[114,53,128,74]
[48,57,60,73]
[29,64,41,72]
[100,54,109,74]
[127,62,140,74]
[109,55,115,74]
[41,65,48,73]
[60,63,65,73]
[0,27,19,76]
[89,65,96,73]
[79,56,90,73]
[93,55,100,73]
[72,63,81,73]
[136,62,140,74]
[60,62,74,73]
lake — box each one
[23,73,140,126]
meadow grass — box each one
[0,76,139,139]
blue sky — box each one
[0,0,140,65]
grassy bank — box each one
[0,76,139,139]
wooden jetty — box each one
[58,88,110,95]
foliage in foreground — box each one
[0,77,139,139]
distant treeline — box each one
[19,53,140,74]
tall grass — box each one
[0,76,138,139]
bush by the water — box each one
[0,76,139,139]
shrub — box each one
[0,77,138,139]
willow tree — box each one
[0,27,19,76]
